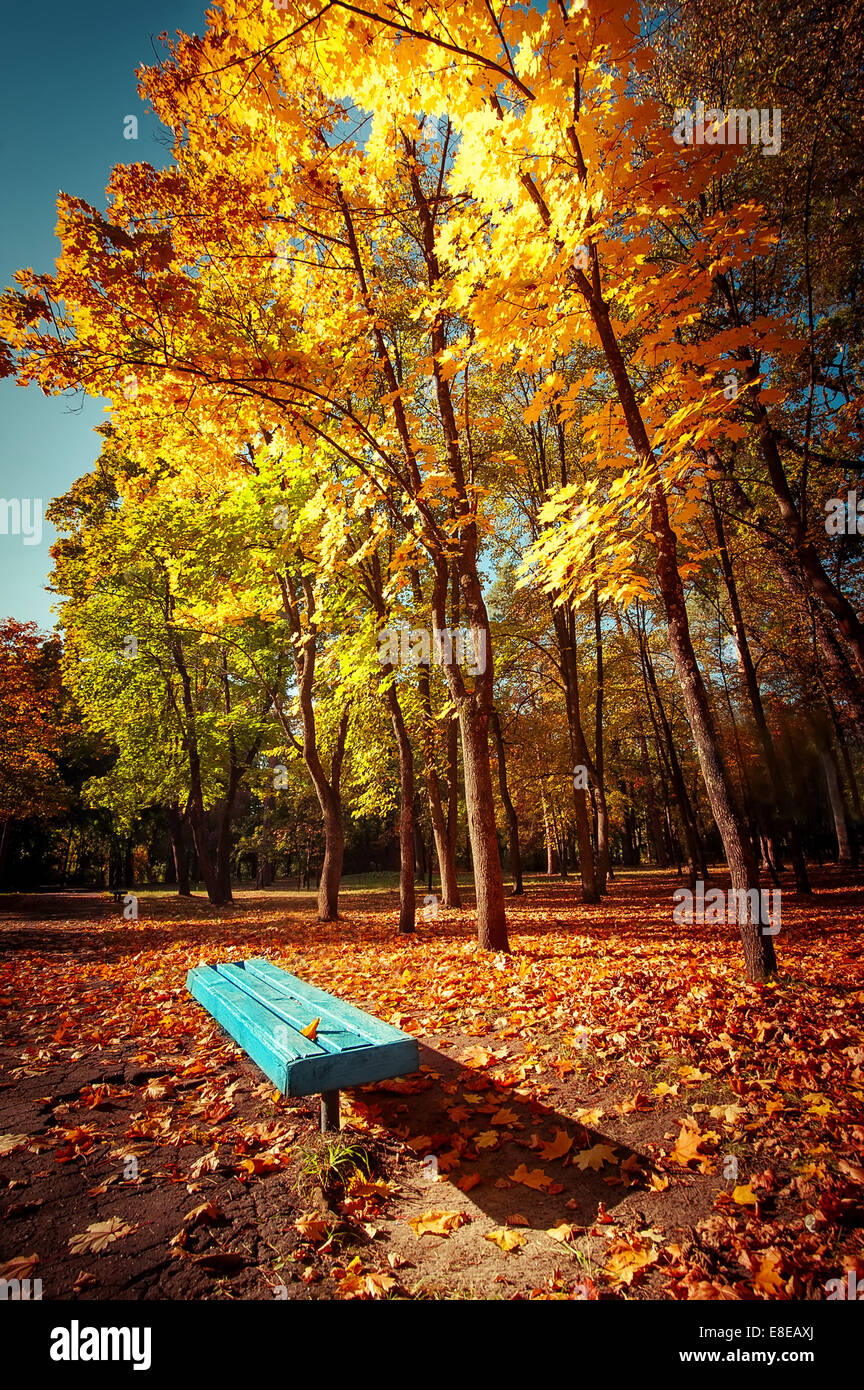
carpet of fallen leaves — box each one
[1,868,863,1301]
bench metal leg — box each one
[320,1090,340,1133]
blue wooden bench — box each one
[186,958,419,1131]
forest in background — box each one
[1,0,863,983]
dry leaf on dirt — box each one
[604,1237,659,1287]
[407,1209,470,1238]
[0,1134,30,1156]
[574,1143,617,1172]
[484,1227,527,1252]
[295,1212,328,1241]
[538,1130,573,1161]
[0,1254,38,1280]
[68,1217,137,1255]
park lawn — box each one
[1,870,862,1301]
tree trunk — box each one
[636,721,668,866]
[572,264,775,976]
[215,812,234,905]
[640,633,705,883]
[384,683,416,933]
[188,799,223,905]
[319,797,345,918]
[821,745,852,865]
[274,574,350,923]
[709,477,811,893]
[592,584,611,890]
[458,697,509,949]
[551,607,600,902]
[414,643,462,908]
[490,708,524,895]
[257,773,275,888]
[166,804,191,897]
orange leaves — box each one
[0,1254,39,1282]
[334,1256,398,1299]
[619,1093,652,1115]
[300,1017,320,1040]
[238,1150,288,1176]
[509,1164,554,1191]
[604,1235,659,1288]
[546,1221,578,1244]
[0,1134,30,1157]
[574,1143,617,1172]
[490,1108,521,1127]
[294,1212,329,1242]
[537,1129,573,1161]
[667,1119,717,1173]
[407,1210,470,1238]
[731,1184,760,1207]
[484,1227,527,1252]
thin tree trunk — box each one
[384,682,416,933]
[593,584,611,890]
[166,804,191,896]
[551,606,600,902]
[709,479,812,892]
[821,745,852,865]
[490,708,523,895]
[413,631,461,907]
[573,263,774,977]
[640,633,705,883]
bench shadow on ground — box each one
[354,1041,640,1233]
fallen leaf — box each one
[485,1226,527,1251]
[510,1164,553,1190]
[490,1108,521,1127]
[0,1254,38,1280]
[183,1201,222,1229]
[668,1119,714,1173]
[547,1222,578,1243]
[295,1212,328,1241]
[732,1184,759,1206]
[574,1143,617,1172]
[753,1249,785,1296]
[0,1134,29,1157]
[68,1217,137,1255]
[539,1129,573,1161]
[604,1236,658,1286]
[407,1209,470,1237]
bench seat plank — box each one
[240,959,411,1047]
[187,959,419,1099]
[216,963,368,1055]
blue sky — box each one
[0,0,208,631]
